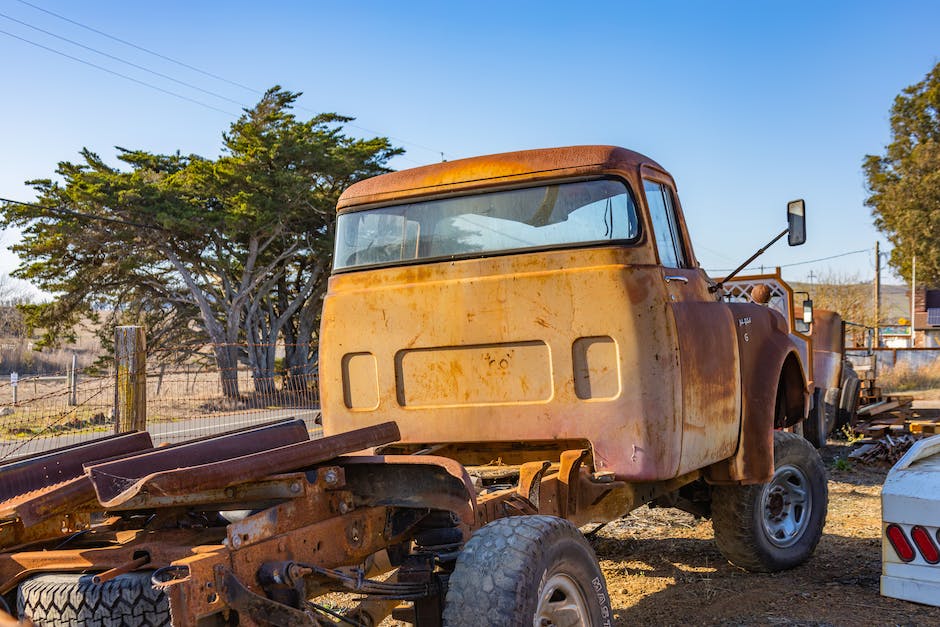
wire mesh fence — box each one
[0,371,114,461]
[0,340,322,461]
[143,364,321,444]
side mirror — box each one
[802,298,814,325]
[787,199,806,246]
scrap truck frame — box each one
[0,146,829,626]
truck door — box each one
[643,178,741,475]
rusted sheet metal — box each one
[336,145,668,210]
[0,528,222,594]
[811,310,844,392]
[112,472,309,511]
[163,507,392,625]
[0,476,96,529]
[91,422,400,507]
[670,301,742,476]
[0,431,153,502]
[339,455,476,529]
[0,512,90,554]
[706,303,808,484]
[321,250,695,482]
[811,310,844,354]
[86,418,313,505]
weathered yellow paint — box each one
[321,246,684,481]
[319,145,797,485]
[396,341,553,407]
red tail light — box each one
[887,524,915,562]
[911,526,940,564]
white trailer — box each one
[882,434,940,606]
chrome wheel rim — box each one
[534,573,590,627]
[760,462,811,548]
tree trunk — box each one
[214,344,240,399]
[282,276,325,392]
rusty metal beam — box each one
[86,418,313,505]
[0,527,224,595]
[111,473,310,511]
[0,476,97,529]
[0,432,153,503]
[92,422,400,508]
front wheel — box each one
[711,431,828,572]
[443,515,612,627]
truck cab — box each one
[320,146,807,486]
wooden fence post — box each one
[114,326,146,433]
[68,353,78,406]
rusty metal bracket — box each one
[218,567,314,626]
[517,461,551,510]
[559,449,590,518]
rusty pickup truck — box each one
[0,146,827,626]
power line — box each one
[705,248,870,274]
[0,28,237,116]
[14,0,446,161]
[15,0,257,94]
[0,11,247,108]
[0,197,167,231]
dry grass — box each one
[878,359,940,393]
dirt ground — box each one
[591,440,940,626]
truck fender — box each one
[707,303,809,485]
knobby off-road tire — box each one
[442,515,612,627]
[17,571,170,627]
[711,431,828,572]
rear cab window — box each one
[334,179,640,270]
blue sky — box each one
[1,0,938,288]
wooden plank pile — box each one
[845,395,940,465]
[848,433,918,464]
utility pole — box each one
[874,241,881,347]
[911,255,917,348]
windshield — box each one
[334,179,639,270]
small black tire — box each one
[17,571,170,626]
[838,369,861,428]
[802,388,827,448]
[442,515,612,627]
[711,431,828,572]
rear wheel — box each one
[711,431,828,572]
[443,515,611,627]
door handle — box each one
[664,275,689,284]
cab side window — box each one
[644,180,687,268]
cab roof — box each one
[336,145,670,212]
